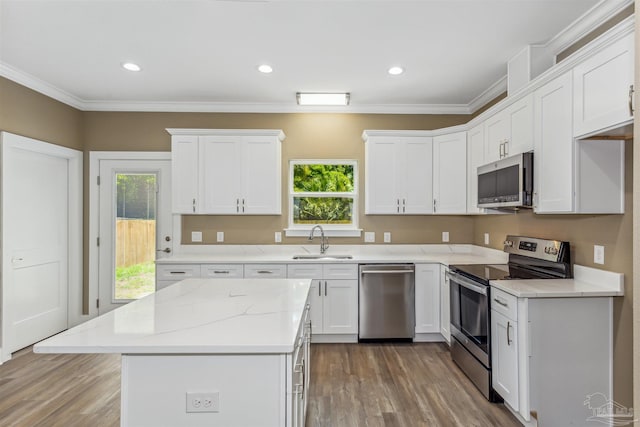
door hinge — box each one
[97,237,100,247]
[96,299,100,309]
[97,176,101,185]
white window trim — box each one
[286,159,361,237]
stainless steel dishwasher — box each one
[359,264,415,340]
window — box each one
[287,160,360,236]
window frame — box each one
[285,159,361,237]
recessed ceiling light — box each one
[388,66,404,75]
[258,64,273,74]
[296,93,350,106]
[122,62,141,72]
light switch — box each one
[594,245,605,264]
[383,232,391,243]
[442,231,450,242]
[217,231,224,243]
[191,231,203,243]
[364,232,375,243]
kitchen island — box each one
[34,278,312,427]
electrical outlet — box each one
[442,231,449,242]
[191,231,203,243]
[594,245,605,265]
[274,232,282,243]
[186,392,219,413]
[383,232,391,243]
[484,233,490,245]
[364,232,375,243]
[216,231,224,243]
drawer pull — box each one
[169,271,186,274]
[213,270,230,274]
[493,298,508,308]
[257,270,273,274]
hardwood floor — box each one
[0,343,519,426]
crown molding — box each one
[543,0,633,58]
[166,128,286,141]
[467,76,508,114]
[0,62,85,110]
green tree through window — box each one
[290,161,357,227]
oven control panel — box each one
[503,235,568,263]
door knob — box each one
[156,248,171,253]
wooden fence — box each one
[116,219,156,268]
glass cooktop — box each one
[449,263,557,284]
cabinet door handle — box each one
[402,198,406,213]
[397,199,400,213]
[504,140,509,156]
[242,198,245,213]
[325,281,328,296]
[433,199,437,213]
[236,198,240,213]
[318,281,321,296]
[192,198,196,213]
[629,84,635,116]
[499,142,504,158]
[507,321,512,346]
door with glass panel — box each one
[98,160,171,314]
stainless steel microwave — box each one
[477,152,533,209]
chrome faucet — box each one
[308,225,329,254]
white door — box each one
[322,280,358,334]
[364,137,400,214]
[414,264,440,334]
[433,132,467,214]
[170,135,199,214]
[98,160,172,314]
[2,133,81,358]
[242,136,281,214]
[404,137,433,214]
[491,310,519,410]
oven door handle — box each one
[446,271,488,296]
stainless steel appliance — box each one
[359,264,415,340]
[477,152,533,209]
[448,235,571,401]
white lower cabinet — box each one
[156,263,201,290]
[414,264,440,334]
[288,264,358,339]
[439,266,450,343]
[490,289,519,411]
[489,287,615,425]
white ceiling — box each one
[0,0,624,113]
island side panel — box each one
[121,354,287,427]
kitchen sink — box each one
[292,254,353,260]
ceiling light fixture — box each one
[296,92,350,106]
[122,62,141,72]
[388,66,404,75]
[258,64,273,73]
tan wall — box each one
[0,77,83,150]
[474,139,634,408]
[83,112,473,245]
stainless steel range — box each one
[447,235,571,401]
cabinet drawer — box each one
[156,264,201,280]
[323,264,358,280]
[244,264,287,279]
[287,264,323,279]
[201,264,243,278]
[491,288,518,321]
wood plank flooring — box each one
[0,343,519,426]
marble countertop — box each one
[34,278,312,355]
[157,244,509,266]
[491,265,624,298]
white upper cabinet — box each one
[484,94,534,163]
[363,132,433,215]
[171,135,200,214]
[433,131,467,214]
[168,129,284,215]
[467,123,485,214]
[573,32,634,137]
[534,72,574,213]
